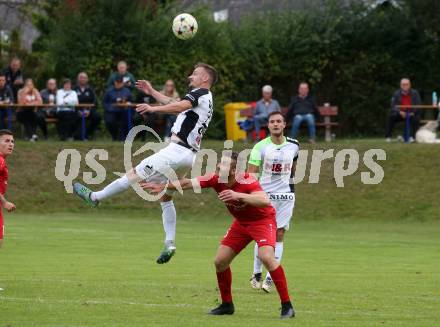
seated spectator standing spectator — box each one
[161,79,180,142]
[74,72,101,140]
[3,57,24,102]
[0,73,14,129]
[39,78,58,139]
[17,79,42,141]
[386,78,421,143]
[107,61,136,90]
[56,79,79,141]
[287,82,319,144]
[103,76,133,141]
[253,85,280,141]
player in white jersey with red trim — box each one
[248,111,299,292]
[73,63,217,264]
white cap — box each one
[262,85,273,93]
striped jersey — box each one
[172,88,213,151]
[248,136,300,193]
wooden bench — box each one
[45,117,59,124]
[239,105,339,142]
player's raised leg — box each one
[73,170,138,207]
[209,245,237,315]
[258,245,295,319]
[157,193,177,264]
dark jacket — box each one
[0,85,14,104]
[103,86,132,113]
[39,88,57,115]
[40,89,57,104]
[390,89,421,115]
[74,85,97,111]
[286,94,319,122]
[3,66,24,102]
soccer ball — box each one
[172,13,198,40]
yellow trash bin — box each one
[224,102,250,141]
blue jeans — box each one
[254,116,267,140]
[290,113,316,139]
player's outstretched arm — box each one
[218,190,270,208]
[135,80,176,105]
[136,100,192,115]
[0,194,16,212]
[140,178,200,193]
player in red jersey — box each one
[142,152,295,319]
[0,129,16,248]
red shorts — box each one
[221,218,276,254]
[0,213,3,240]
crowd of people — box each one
[0,58,180,142]
[241,81,320,144]
[242,77,439,144]
[1,57,438,143]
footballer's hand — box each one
[139,182,166,194]
[136,103,155,115]
[4,201,16,212]
[135,80,153,95]
[218,190,241,203]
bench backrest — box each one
[318,106,338,116]
[240,105,338,118]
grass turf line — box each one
[0,213,439,326]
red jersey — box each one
[0,155,8,195]
[197,173,276,222]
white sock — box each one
[266,242,284,280]
[253,242,263,274]
[91,175,130,201]
[160,201,176,242]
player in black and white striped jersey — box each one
[73,63,217,264]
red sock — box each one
[270,265,290,303]
[216,267,233,303]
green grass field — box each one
[0,140,440,326]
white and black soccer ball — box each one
[172,13,198,40]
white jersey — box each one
[171,88,213,151]
[248,136,300,193]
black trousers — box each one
[386,113,419,138]
[16,110,37,139]
[105,111,129,141]
[74,110,101,140]
[35,110,48,138]
[57,111,79,141]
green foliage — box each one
[29,0,440,137]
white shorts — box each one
[269,193,295,231]
[135,143,196,193]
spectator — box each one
[161,79,180,142]
[253,85,281,141]
[0,73,14,129]
[39,78,58,139]
[56,79,79,141]
[17,78,42,141]
[386,78,421,142]
[134,86,156,141]
[287,82,319,144]
[103,76,133,141]
[3,57,24,102]
[107,61,136,89]
[74,72,101,140]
